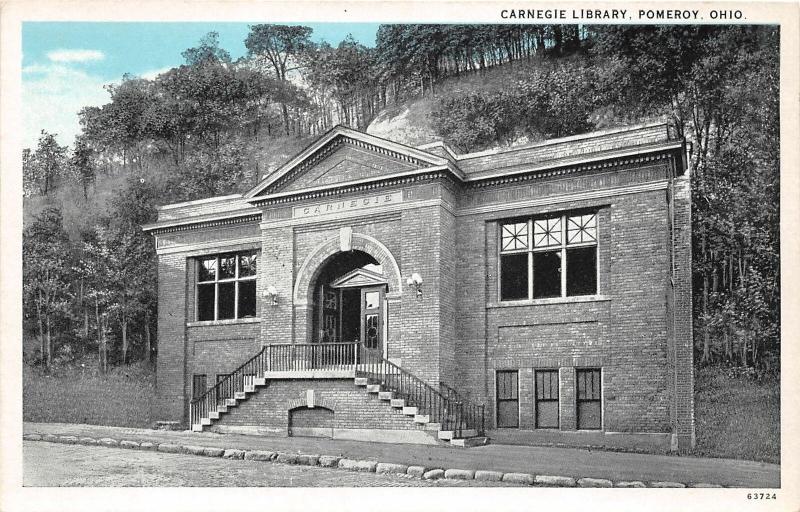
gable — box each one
[279,142,420,192]
[246,126,448,198]
[330,267,388,288]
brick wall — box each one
[215,379,420,431]
[154,254,187,421]
[454,164,676,434]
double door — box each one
[320,284,385,359]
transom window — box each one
[197,251,257,321]
[500,211,598,301]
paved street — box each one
[23,441,515,487]
[24,422,781,487]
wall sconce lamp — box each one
[264,285,279,306]
[406,273,423,298]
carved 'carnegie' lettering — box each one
[293,191,404,218]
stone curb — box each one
[23,433,730,488]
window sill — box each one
[186,318,261,327]
[488,295,611,308]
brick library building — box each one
[144,122,695,451]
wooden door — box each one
[360,286,385,359]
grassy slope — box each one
[23,360,156,428]
[693,366,780,463]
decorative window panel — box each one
[567,213,597,244]
[501,222,528,252]
[533,217,562,248]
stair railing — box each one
[189,346,268,427]
[358,346,485,437]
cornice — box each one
[146,213,262,235]
[466,151,676,189]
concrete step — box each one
[390,399,405,408]
[234,392,246,400]
[200,418,212,426]
[354,377,369,386]
[217,405,228,413]
[378,391,393,400]
[225,399,237,407]
[366,384,381,393]
[438,430,454,440]
[254,378,267,386]
[244,385,255,393]
[450,436,490,447]
[191,424,204,432]
[437,429,478,440]
[413,415,430,424]
[402,406,418,416]
[209,411,221,420]
[423,422,441,431]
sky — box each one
[21,22,382,149]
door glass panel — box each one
[364,314,379,348]
[364,291,380,309]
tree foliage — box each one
[22,26,780,375]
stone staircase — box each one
[190,342,487,447]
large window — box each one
[197,251,257,321]
[500,212,597,301]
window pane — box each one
[578,401,602,429]
[533,217,562,248]
[536,401,559,428]
[219,255,236,279]
[218,282,235,319]
[365,314,379,348]
[567,213,597,244]
[497,401,519,428]
[364,291,380,310]
[239,252,257,277]
[567,247,597,296]
[501,222,528,251]
[533,251,561,298]
[197,284,215,321]
[198,257,216,282]
[500,253,528,300]
[237,280,256,318]
[192,374,206,399]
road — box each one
[22,441,515,487]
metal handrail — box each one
[189,341,486,438]
[358,347,485,437]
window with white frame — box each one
[499,211,597,301]
[196,251,257,321]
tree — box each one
[591,26,780,369]
[23,130,68,196]
[23,207,72,368]
[245,24,313,135]
[181,31,231,66]
[69,136,96,200]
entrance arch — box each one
[293,232,402,306]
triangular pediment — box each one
[330,267,388,289]
[245,126,448,197]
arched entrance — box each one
[311,250,388,360]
